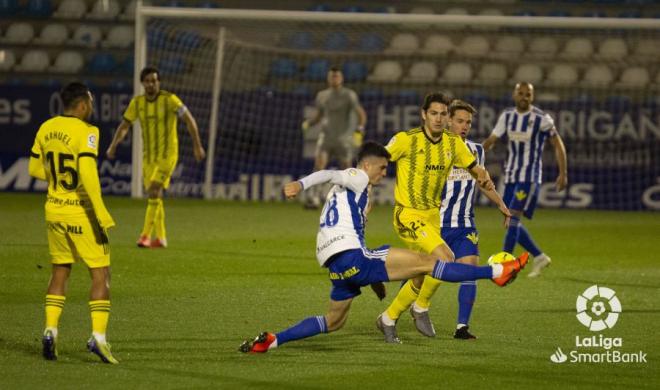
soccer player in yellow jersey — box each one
[106,66,206,248]
[29,82,118,364]
[376,92,509,343]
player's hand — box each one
[556,173,567,192]
[106,146,116,160]
[194,145,206,162]
[352,130,364,148]
[498,204,512,228]
[283,181,303,199]
[301,120,310,132]
[370,282,386,301]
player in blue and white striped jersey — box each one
[483,82,568,278]
[239,142,528,353]
[440,100,512,339]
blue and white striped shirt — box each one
[492,105,556,184]
[440,141,484,228]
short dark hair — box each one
[422,91,452,112]
[357,141,391,162]
[140,66,160,81]
[449,99,477,117]
[329,66,341,73]
[60,82,90,109]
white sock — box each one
[412,302,429,313]
[491,264,504,278]
[535,253,549,261]
[269,338,278,350]
[45,327,58,338]
[92,332,106,344]
[381,312,396,326]
[457,323,467,330]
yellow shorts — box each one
[143,158,177,189]
[393,204,446,254]
[46,215,110,268]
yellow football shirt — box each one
[123,90,185,164]
[386,127,476,210]
[30,115,100,218]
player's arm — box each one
[28,149,46,180]
[483,112,507,151]
[79,154,115,229]
[106,119,131,160]
[181,108,206,162]
[284,169,367,198]
[549,132,568,192]
[353,104,367,147]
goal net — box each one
[134,5,660,210]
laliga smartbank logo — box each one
[550,285,647,364]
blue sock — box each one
[503,216,520,253]
[517,224,542,257]
[432,261,493,282]
[457,281,477,325]
[275,316,327,346]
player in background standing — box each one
[239,142,528,353]
[29,82,118,364]
[483,82,568,278]
[377,92,510,343]
[440,100,511,339]
[301,67,367,208]
[106,66,206,248]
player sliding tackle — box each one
[239,142,528,353]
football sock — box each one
[155,199,166,239]
[385,280,420,321]
[457,281,477,326]
[276,316,327,345]
[141,199,159,237]
[45,294,65,335]
[89,300,111,337]
[503,216,521,253]
[414,275,441,310]
[517,224,542,257]
[432,261,493,282]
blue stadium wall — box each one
[1,86,658,210]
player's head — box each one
[421,92,452,134]
[448,99,476,140]
[513,82,534,111]
[357,141,390,185]
[327,66,344,88]
[140,66,161,97]
[60,82,93,121]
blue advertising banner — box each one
[1,86,658,210]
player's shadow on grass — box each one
[557,277,660,290]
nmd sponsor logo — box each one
[549,285,647,364]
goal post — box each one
[133,2,660,210]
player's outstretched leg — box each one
[240,315,329,353]
[430,253,529,287]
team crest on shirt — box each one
[87,134,97,149]
[515,190,528,201]
[466,232,479,245]
[445,151,452,160]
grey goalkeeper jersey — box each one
[315,87,360,141]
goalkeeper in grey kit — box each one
[302,66,367,208]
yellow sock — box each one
[45,294,66,329]
[385,280,420,321]
[141,199,159,237]
[89,300,111,335]
[415,275,442,310]
[154,199,166,239]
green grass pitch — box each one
[1,192,658,389]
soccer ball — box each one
[487,251,515,265]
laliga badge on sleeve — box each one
[87,134,97,150]
[348,168,358,176]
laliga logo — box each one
[576,285,621,331]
